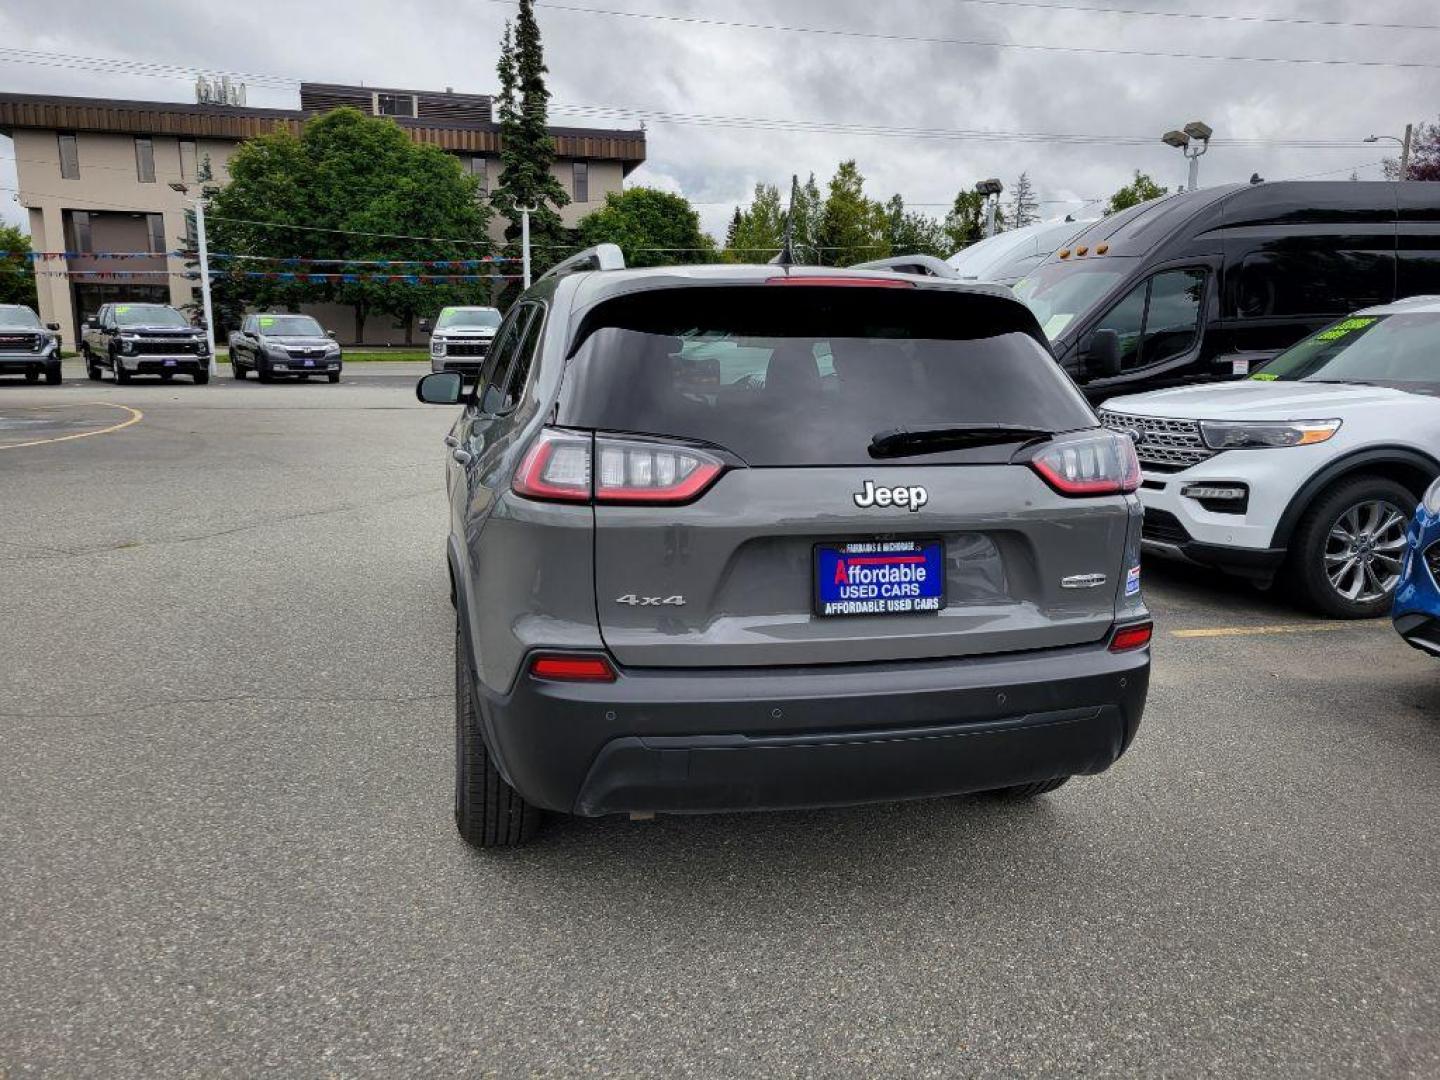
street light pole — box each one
[518,205,536,288]
[194,194,217,377]
[1401,122,1414,181]
[1162,121,1212,192]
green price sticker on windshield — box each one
[1316,316,1376,342]
[1249,373,1279,381]
[115,305,131,314]
[259,317,276,327]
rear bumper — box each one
[475,640,1150,816]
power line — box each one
[490,0,1440,68]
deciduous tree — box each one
[1107,171,1168,214]
[724,183,785,262]
[0,225,38,309]
[881,195,949,259]
[577,187,716,267]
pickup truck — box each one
[228,313,342,383]
[0,304,62,384]
[81,302,211,384]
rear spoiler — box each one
[849,254,961,279]
[537,243,626,284]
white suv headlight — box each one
[1422,477,1440,516]
[1199,419,1341,450]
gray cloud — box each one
[2,0,1436,243]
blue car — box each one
[1393,477,1440,656]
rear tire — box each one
[24,369,38,383]
[327,371,341,384]
[985,777,1070,799]
[257,365,273,384]
[194,370,210,385]
[84,349,101,381]
[1286,475,1413,619]
[232,361,246,379]
[45,363,61,385]
[114,360,131,385]
[454,623,543,848]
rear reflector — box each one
[529,654,617,682]
[1029,431,1141,497]
[1109,623,1153,652]
[765,275,914,288]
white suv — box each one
[1101,297,1440,618]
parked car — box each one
[228,313,342,383]
[1013,181,1440,402]
[1102,296,1440,618]
[425,306,502,375]
[414,244,1152,847]
[1392,477,1440,656]
[946,217,1097,287]
[0,304,62,384]
[81,302,210,384]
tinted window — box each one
[499,305,545,410]
[1090,281,1146,369]
[1252,313,1440,388]
[558,286,1095,466]
[135,137,155,183]
[1142,268,1206,363]
[113,304,186,328]
[573,161,589,203]
[474,306,528,405]
[0,305,40,328]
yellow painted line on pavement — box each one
[0,401,143,451]
[1172,622,1368,639]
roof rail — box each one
[536,242,625,284]
[849,254,960,279]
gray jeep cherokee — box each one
[417,246,1151,847]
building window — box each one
[135,137,156,183]
[179,139,197,183]
[573,161,589,204]
[470,155,488,194]
[376,93,415,117]
[66,210,93,254]
[57,133,79,179]
[146,214,167,255]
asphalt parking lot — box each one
[3,361,1439,1078]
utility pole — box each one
[1401,122,1414,181]
[194,195,217,377]
[518,206,535,288]
[974,179,1004,239]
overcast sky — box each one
[1,0,1436,243]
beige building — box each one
[0,83,645,347]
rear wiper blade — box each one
[868,423,1052,458]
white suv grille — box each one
[1098,410,1216,472]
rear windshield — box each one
[557,286,1096,466]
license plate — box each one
[163,359,177,367]
[304,359,315,367]
[814,539,945,617]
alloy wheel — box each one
[1323,499,1408,604]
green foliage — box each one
[881,195,949,260]
[1382,118,1440,181]
[491,0,571,286]
[1107,171,1168,214]
[943,190,1004,252]
[207,107,492,342]
[0,225,38,308]
[816,161,888,266]
[1007,172,1040,229]
[783,173,824,264]
[577,187,716,267]
[724,183,785,263]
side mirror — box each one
[1084,329,1123,381]
[416,371,464,405]
[326,330,337,340]
[46,322,60,332]
[419,318,433,334]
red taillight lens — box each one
[766,275,914,288]
[513,428,727,505]
[1029,431,1141,497]
[513,429,593,502]
[529,653,617,682]
[1109,622,1153,652]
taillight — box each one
[512,428,726,505]
[1109,622,1153,652]
[529,653,617,682]
[1029,431,1141,497]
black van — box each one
[1012,181,1440,401]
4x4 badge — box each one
[853,481,928,512]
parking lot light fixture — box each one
[1162,121,1212,191]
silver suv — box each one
[416,247,1152,847]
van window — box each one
[1233,248,1392,319]
[558,286,1096,467]
[1082,268,1206,371]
